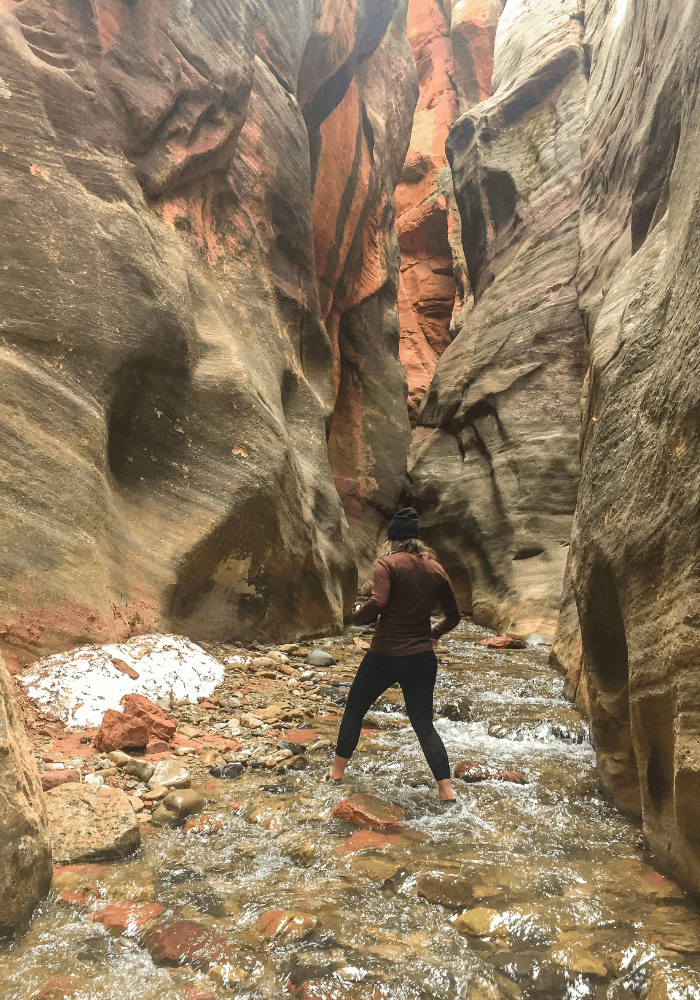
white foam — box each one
[18,633,231,728]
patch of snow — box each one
[19,634,230,728]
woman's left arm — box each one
[351,559,391,625]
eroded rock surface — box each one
[396,0,504,422]
[0,0,416,664]
[45,783,141,863]
[407,0,588,639]
[0,655,52,937]
[555,0,700,890]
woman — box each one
[327,507,461,801]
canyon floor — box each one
[2,623,700,1000]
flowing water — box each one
[3,621,700,1000]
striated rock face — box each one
[0,0,416,664]
[0,655,52,937]
[324,7,417,580]
[557,0,700,889]
[395,0,504,422]
[407,0,588,638]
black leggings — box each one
[335,650,451,781]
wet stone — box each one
[144,919,235,967]
[92,902,164,936]
[255,908,317,942]
[416,870,474,909]
[148,761,191,789]
[332,794,405,832]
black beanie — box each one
[387,507,420,539]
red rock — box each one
[57,890,92,907]
[186,988,217,1000]
[146,740,171,755]
[331,794,405,833]
[93,902,164,935]
[282,729,318,744]
[197,700,218,712]
[183,816,221,836]
[121,693,177,743]
[280,665,294,675]
[338,830,411,855]
[93,710,149,752]
[454,761,526,784]
[33,975,81,999]
[144,919,235,968]
[198,695,219,706]
[477,636,526,650]
[255,909,317,942]
[41,768,80,792]
[111,657,139,680]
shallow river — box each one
[3,621,700,1000]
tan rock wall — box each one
[560,0,700,890]
[0,655,52,936]
[407,0,588,637]
[0,0,416,661]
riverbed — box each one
[2,621,700,1000]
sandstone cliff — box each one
[0,0,416,664]
[555,0,700,891]
[395,0,504,423]
[407,0,588,638]
[0,655,52,936]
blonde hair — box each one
[380,538,437,559]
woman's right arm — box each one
[351,559,391,625]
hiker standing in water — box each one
[326,508,461,802]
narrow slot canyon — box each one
[2,0,700,997]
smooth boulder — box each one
[45,783,141,862]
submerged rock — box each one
[46,784,141,862]
[332,794,405,833]
[92,902,164,936]
[0,655,52,937]
[255,909,317,942]
[144,919,235,968]
[454,762,526,784]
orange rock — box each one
[93,710,149,752]
[183,816,221,836]
[41,768,80,792]
[477,635,526,649]
[93,902,164,935]
[338,829,412,854]
[121,693,177,743]
[454,761,526,784]
[255,909,317,942]
[144,919,235,968]
[32,975,81,999]
[331,794,405,832]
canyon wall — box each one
[0,0,416,666]
[395,0,504,423]
[0,654,52,936]
[557,0,700,892]
[406,0,588,638]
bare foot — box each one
[437,778,456,801]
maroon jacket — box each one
[351,551,461,655]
